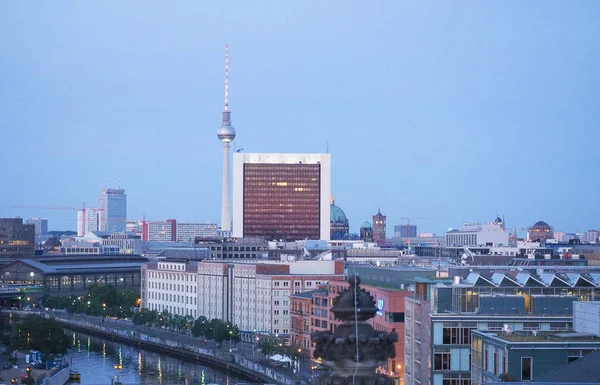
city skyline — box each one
[1,1,599,234]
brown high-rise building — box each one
[0,218,35,259]
[372,207,387,246]
[232,153,331,241]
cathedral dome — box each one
[330,199,348,225]
[532,220,551,229]
[361,220,372,229]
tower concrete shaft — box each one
[221,141,231,232]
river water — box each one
[2,315,247,385]
[65,330,246,385]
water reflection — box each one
[67,331,245,385]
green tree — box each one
[258,338,278,356]
[212,321,231,343]
[192,316,209,337]
[132,308,157,326]
[11,316,70,360]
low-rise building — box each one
[446,219,509,247]
[290,288,326,350]
[80,231,141,255]
[471,328,600,384]
[0,257,143,296]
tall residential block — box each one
[232,153,331,241]
[77,208,103,236]
[98,188,127,232]
[0,218,35,259]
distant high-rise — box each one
[0,218,35,259]
[395,224,417,238]
[217,44,236,233]
[372,207,387,246]
[98,188,127,232]
[233,153,331,240]
[77,208,103,236]
[26,218,48,237]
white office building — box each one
[142,260,199,317]
[232,153,331,240]
[144,221,174,242]
[176,222,218,241]
[446,221,509,247]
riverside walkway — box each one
[47,311,312,385]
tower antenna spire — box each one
[224,44,229,110]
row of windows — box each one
[314,319,328,328]
[148,272,197,281]
[149,281,197,293]
[443,327,476,345]
[149,292,197,305]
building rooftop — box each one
[1,259,143,275]
[290,288,328,299]
[414,276,454,284]
[479,330,600,343]
[460,271,600,288]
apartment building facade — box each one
[142,259,344,336]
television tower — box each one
[217,44,236,232]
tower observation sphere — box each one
[217,120,236,143]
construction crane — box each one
[11,203,103,235]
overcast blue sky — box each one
[1,1,599,235]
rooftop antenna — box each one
[326,141,329,154]
[104,177,108,189]
[117,178,121,189]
